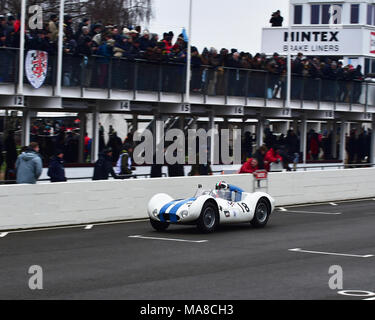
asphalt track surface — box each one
[0,199,375,300]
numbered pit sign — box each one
[180,103,191,113]
[120,100,131,112]
[14,95,24,107]
[234,106,244,115]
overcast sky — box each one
[147,0,289,54]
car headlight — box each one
[152,209,158,217]
[181,210,189,218]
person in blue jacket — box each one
[16,142,43,184]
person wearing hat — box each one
[122,28,130,36]
[47,150,67,183]
[63,15,74,41]
[75,18,90,40]
[93,148,120,181]
[129,29,139,40]
[115,144,134,177]
[139,30,151,51]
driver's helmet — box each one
[215,181,230,191]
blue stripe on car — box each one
[159,200,181,222]
[169,198,196,223]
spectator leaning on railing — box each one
[0,9,367,100]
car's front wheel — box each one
[197,202,219,233]
[150,218,170,231]
[250,199,271,228]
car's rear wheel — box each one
[250,199,270,228]
[150,218,170,231]
[197,202,219,233]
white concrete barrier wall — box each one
[0,168,375,231]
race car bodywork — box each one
[147,184,275,233]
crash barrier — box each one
[0,168,375,231]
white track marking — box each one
[280,210,342,215]
[129,235,208,243]
[0,219,149,235]
[289,248,374,258]
[281,198,375,209]
[330,202,338,206]
[85,225,94,230]
[0,232,9,238]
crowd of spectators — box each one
[0,12,366,101]
[239,125,373,175]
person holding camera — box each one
[270,10,283,27]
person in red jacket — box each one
[239,158,259,174]
[264,147,283,171]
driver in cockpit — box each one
[215,181,244,202]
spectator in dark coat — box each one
[0,135,3,172]
[47,150,67,183]
[167,149,185,177]
[346,130,358,165]
[93,148,119,180]
[138,30,152,51]
[168,163,184,177]
[107,131,123,162]
[254,145,268,170]
[75,18,90,40]
[270,10,283,27]
[4,130,17,181]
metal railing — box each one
[295,163,375,171]
[1,47,374,108]
[0,172,168,185]
[1,164,373,185]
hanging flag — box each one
[182,28,189,42]
[25,50,48,89]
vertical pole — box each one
[293,119,298,132]
[56,0,65,96]
[4,110,8,132]
[21,109,30,147]
[78,112,85,163]
[332,121,337,160]
[256,117,264,149]
[300,116,307,163]
[209,111,216,164]
[17,0,26,95]
[91,106,99,163]
[371,119,375,165]
[132,114,138,134]
[339,119,346,163]
[286,2,292,108]
[185,0,193,103]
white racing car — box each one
[147,181,275,233]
